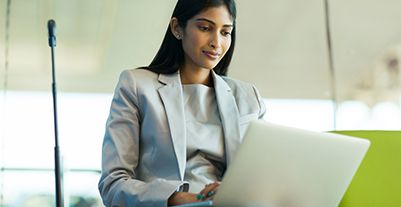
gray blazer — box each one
[98,69,266,207]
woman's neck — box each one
[179,66,213,87]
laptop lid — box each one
[212,120,370,207]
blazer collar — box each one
[157,71,241,180]
[158,71,181,86]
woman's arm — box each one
[98,70,185,207]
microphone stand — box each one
[47,19,64,207]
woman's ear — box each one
[170,17,183,40]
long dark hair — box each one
[141,0,237,76]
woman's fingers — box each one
[197,182,220,201]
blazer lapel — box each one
[212,72,241,166]
[157,73,187,180]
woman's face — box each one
[180,5,234,71]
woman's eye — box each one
[199,26,210,31]
[222,31,231,36]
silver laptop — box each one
[171,120,370,207]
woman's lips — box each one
[203,51,220,59]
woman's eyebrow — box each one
[195,18,233,28]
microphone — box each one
[47,19,64,207]
[48,19,56,47]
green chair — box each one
[331,131,401,207]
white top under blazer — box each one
[183,84,225,193]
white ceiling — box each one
[0,0,400,102]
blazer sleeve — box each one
[98,70,186,207]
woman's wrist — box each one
[168,192,198,206]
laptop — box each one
[171,120,370,207]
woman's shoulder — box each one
[120,68,159,80]
[116,68,160,91]
[219,75,266,117]
[219,75,263,101]
[220,75,256,92]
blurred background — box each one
[0,0,400,206]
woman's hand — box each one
[198,182,220,201]
[168,192,198,206]
[168,182,220,205]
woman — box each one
[98,0,266,206]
